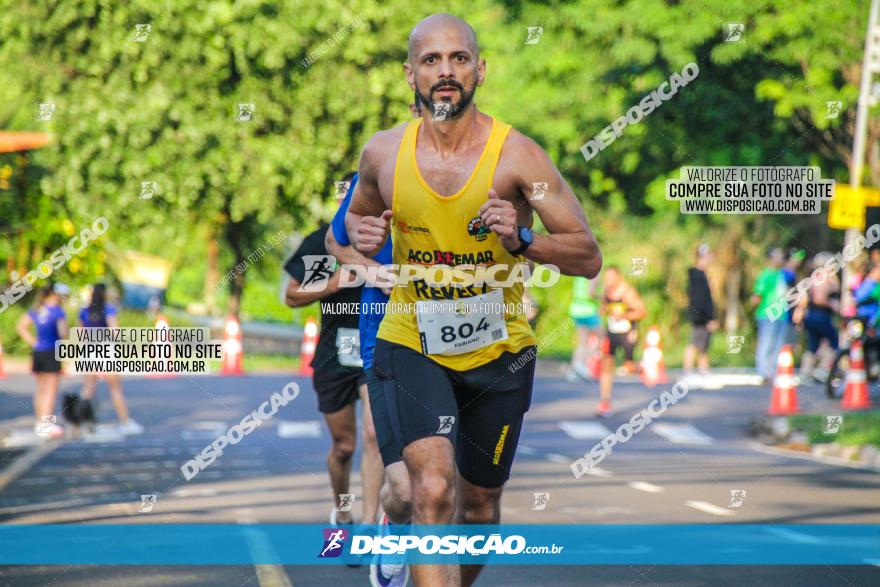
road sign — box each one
[828,183,880,229]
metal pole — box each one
[841,0,880,324]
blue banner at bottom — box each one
[0,524,878,565]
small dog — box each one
[61,393,82,426]
[61,394,96,431]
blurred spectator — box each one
[79,284,143,435]
[752,247,787,381]
[15,283,69,438]
[598,266,645,417]
[854,261,880,327]
[782,248,805,344]
[567,276,601,381]
[799,252,839,381]
[683,244,717,376]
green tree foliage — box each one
[0,1,872,356]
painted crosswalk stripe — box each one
[628,481,663,493]
[652,423,713,445]
[559,421,612,440]
[583,467,612,478]
[277,421,321,438]
[684,500,734,517]
[546,453,570,464]
[171,488,219,498]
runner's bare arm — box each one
[284,273,342,308]
[346,133,393,256]
[325,227,382,269]
[325,228,392,294]
[15,313,36,348]
[57,316,69,340]
[485,131,602,278]
[624,287,647,321]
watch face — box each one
[520,226,533,244]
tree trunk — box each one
[224,218,246,319]
[725,267,741,335]
[203,225,219,315]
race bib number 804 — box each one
[416,289,508,356]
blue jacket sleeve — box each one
[855,278,876,303]
[330,174,358,247]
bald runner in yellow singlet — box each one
[346,13,602,587]
[377,116,537,370]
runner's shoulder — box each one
[361,122,409,164]
[501,126,550,163]
[498,126,555,185]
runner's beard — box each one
[417,80,476,120]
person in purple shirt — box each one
[15,283,69,438]
[78,284,143,435]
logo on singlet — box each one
[397,220,431,234]
[467,216,490,241]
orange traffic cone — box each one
[768,344,799,415]
[221,316,244,375]
[147,314,177,379]
[0,339,5,379]
[842,340,873,410]
[299,318,318,376]
[640,326,668,387]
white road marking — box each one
[518,445,537,455]
[171,488,219,498]
[684,500,734,517]
[188,421,229,429]
[0,439,62,491]
[683,373,766,389]
[559,421,612,440]
[1,429,47,449]
[627,481,664,493]
[83,425,126,443]
[583,467,612,478]
[277,421,321,438]
[545,453,570,464]
[652,423,713,445]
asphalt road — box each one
[0,364,879,586]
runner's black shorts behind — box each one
[371,339,537,488]
[313,369,365,414]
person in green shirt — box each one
[567,277,601,381]
[751,247,787,381]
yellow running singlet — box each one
[377,116,537,370]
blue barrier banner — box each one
[0,524,878,565]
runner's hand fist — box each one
[356,210,393,253]
[480,189,519,252]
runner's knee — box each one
[459,487,502,524]
[386,466,412,503]
[411,472,454,514]
[330,437,355,462]
[460,499,500,525]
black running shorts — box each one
[32,350,61,374]
[365,366,403,467]
[313,369,365,414]
[371,339,537,488]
